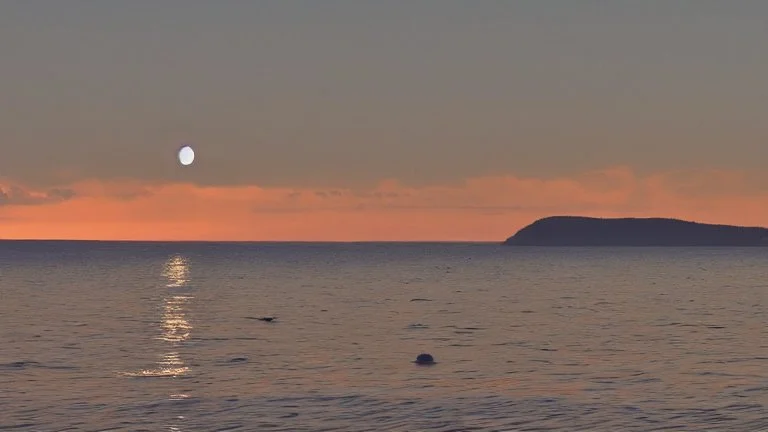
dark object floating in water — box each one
[503,216,768,246]
[245,316,276,322]
[410,298,433,302]
[3,361,37,369]
[228,357,248,363]
[415,353,436,365]
[407,323,429,329]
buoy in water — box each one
[415,353,435,365]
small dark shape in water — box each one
[246,316,276,322]
[410,298,432,302]
[229,357,248,363]
[3,360,42,369]
[415,353,436,365]
[407,323,429,329]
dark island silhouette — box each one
[503,216,768,246]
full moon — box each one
[178,145,195,166]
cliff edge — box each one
[503,216,768,246]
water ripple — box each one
[2,244,768,430]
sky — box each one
[1,0,767,241]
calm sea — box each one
[1,241,767,431]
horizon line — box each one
[0,238,501,244]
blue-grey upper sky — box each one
[2,0,766,188]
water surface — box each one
[1,242,767,431]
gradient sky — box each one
[2,1,767,240]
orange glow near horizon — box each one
[2,166,768,242]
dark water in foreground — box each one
[1,241,767,431]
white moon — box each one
[178,145,195,166]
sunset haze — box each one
[2,1,767,241]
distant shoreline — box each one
[503,216,768,247]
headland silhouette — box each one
[503,216,768,246]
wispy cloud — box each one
[0,184,77,206]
